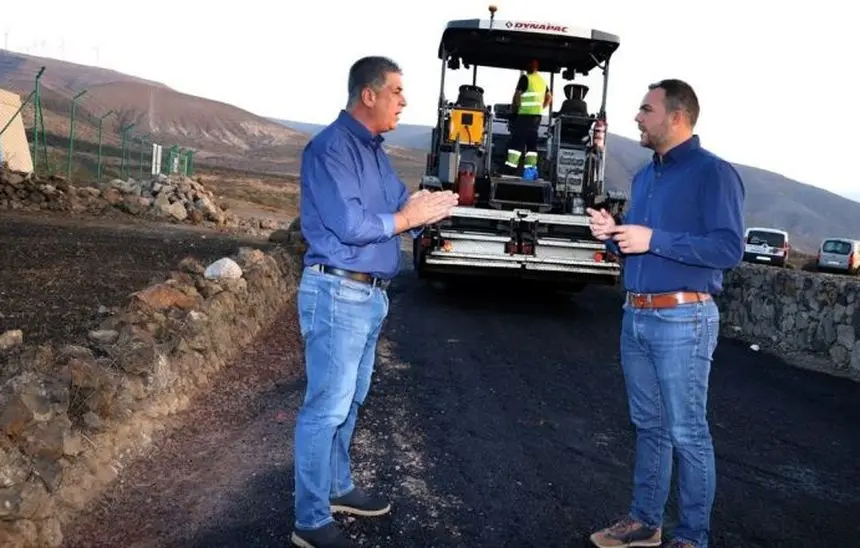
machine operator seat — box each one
[456,84,485,110]
[556,83,592,145]
[560,97,588,116]
[559,83,590,117]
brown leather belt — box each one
[314,264,391,289]
[626,291,711,309]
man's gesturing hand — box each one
[585,207,616,241]
[607,225,653,254]
[399,190,460,229]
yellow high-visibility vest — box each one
[518,73,547,115]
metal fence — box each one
[0,63,195,182]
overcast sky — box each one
[2,0,855,200]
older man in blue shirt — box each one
[587,79,745,548]
[290,56,458,548]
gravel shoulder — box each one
[60,257,860,548]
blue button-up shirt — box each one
[607,135,745,295]
[299,110,415,279]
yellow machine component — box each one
[447,108,485,145]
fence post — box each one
[96,109,114,182]
[165,145,179,175]
[66,88,87,180]
[120,123,135,178]
[137,134,149,180]
[31,66,47,174]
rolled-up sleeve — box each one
[302,145,392,245]
[392,172,424,239]
[377,213,396,238]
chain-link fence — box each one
[0,58,196,183]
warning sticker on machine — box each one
[556,147,586,189]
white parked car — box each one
[743,227,791,267]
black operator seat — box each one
[559,83,589,116]
[557,83,592,144]
[456,84,485,109]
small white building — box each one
[0,87,34,173]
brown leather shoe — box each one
[589,515,662,547]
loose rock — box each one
[0,166,286,239]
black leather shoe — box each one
[290,522,357,548]
[330,488,391,517]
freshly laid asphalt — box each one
[63,258,860,548]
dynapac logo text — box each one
[506,21,568,32]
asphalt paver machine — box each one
[415,5,628,291]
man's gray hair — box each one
[346,56,402,109]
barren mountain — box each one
[0,50,428,179]
[0,51,306,174]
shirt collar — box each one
[653,134,700,165]
[336,109,385,149]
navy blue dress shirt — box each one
[607,135,746,295]
[299,110,415,280]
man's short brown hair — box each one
[649,79,700,127]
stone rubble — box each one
[0,166,281,238]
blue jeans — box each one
[293,266,389,531]
[620,299,720,547]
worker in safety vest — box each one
[505,59,551,176]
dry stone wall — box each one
[716,263,860,377]
[0,231,306,547]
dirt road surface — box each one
[0,211,269,348]
[62,260,860,548]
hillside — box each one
[274,118,860,254]
[0,50,427,181]
[0,51,308,176]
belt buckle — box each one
[374,278,390,290]
[628,292,651,308]
[350,271,387,290]
[628,292,650,307]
